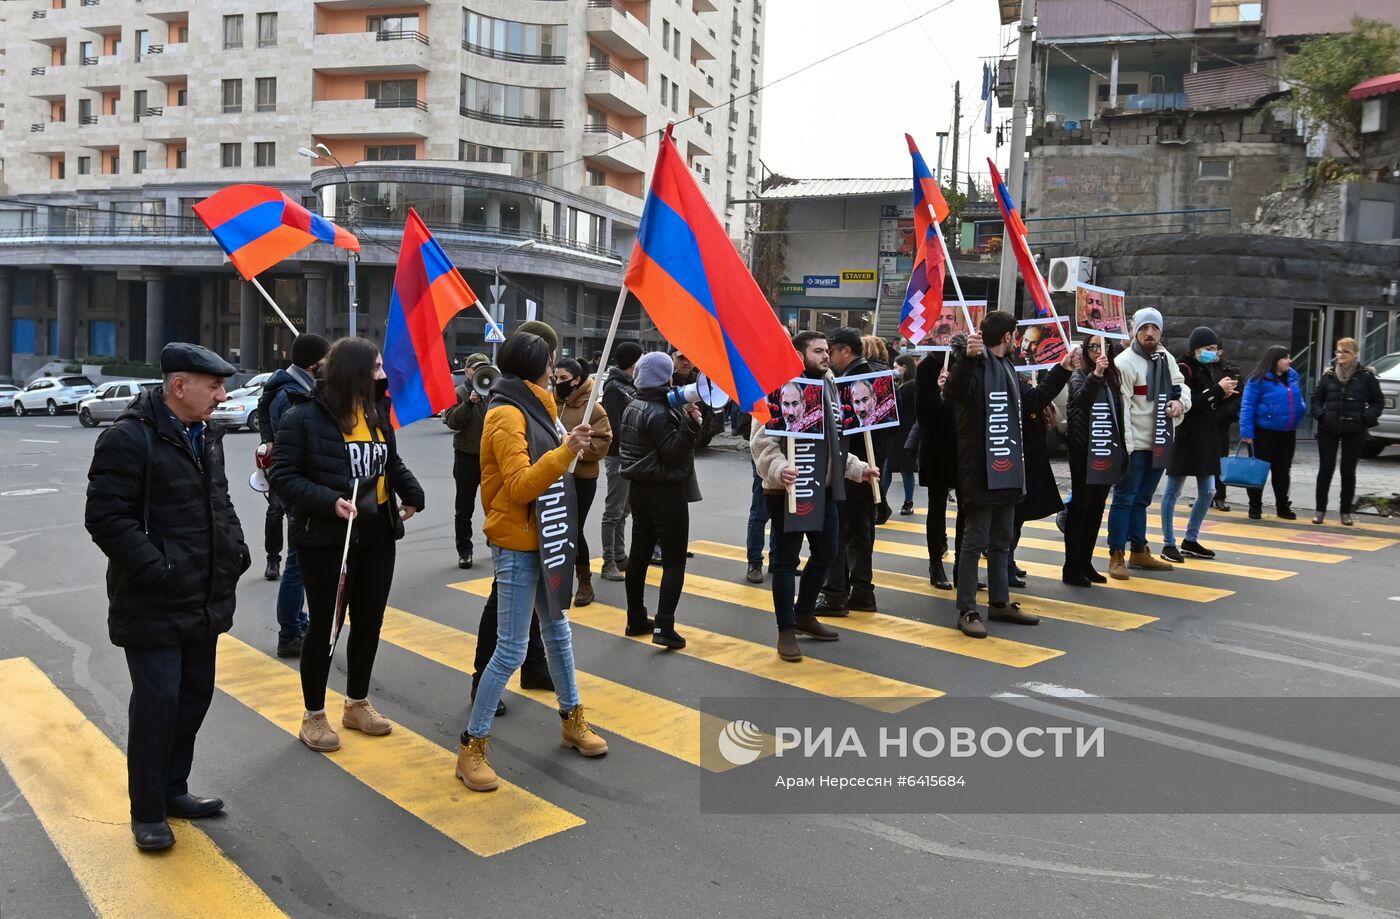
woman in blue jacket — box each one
[1239,346,1307,520]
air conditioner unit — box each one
[1048,256,1093,292]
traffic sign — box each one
[489,283,506,305]
[484,323,505,343]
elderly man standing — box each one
[1108,307,1190,579]
[86,343,250,852]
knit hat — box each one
[290,333,329,369]
[634,351,674,389]
[1187,326,1220,352]
[465,352,490,369]
[1131,307,1164,332]
[613,341,644,371]
[516,320,558,354]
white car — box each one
[13,375,96,416]
[78,379,161,427]
[0,384,18,414]
[211,384,265,433]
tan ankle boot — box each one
[561,705,609,757]
[573,563,595,607]
[342,699,393,736]
[1108,550,1129,581]
[299,712,341,752]
[1129,548,1173,571]
[455,736,499,791]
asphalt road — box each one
[3,413,1400,919]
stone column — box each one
[0,268,13,382]
[142,268,169,364]
[53,266,81,360]
[304,266,329,337]
[239,281,260,370]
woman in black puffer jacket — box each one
[619,351,705,649]
[1311,337,1384,525]
[271,337,425,754]
[1062,334,1126,587]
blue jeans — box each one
[746,471,778,566]
[1107,450,1166,552]
[275,545,307,644]
[766,491,841,631]
[1161,474,1215,546]
[881,459,915,505]
[466,547,581,737]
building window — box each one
[660,75,669,104]
[459,76,563,127]
[78,98,92,123]
[365,144,417,161]
[254,142,275,167]
[1198,157,1233,180]
[569,208,604,248]
[77,156,91,175]
[370,13,421,34]
[462,10,564,63]
[1208,0,1262,24]
[108,154,120,175]
[671,82,679,113]
[175,147,187,169]
[133,89,147,122]
[176,87,188,106]
[672,25,681,60]
[255,77,276,112]
[663,18,670,52]
[175,24,189,43]
[132,149,146,174]
[79,40,94,65]
[221,143,242,168]
[223,14,243,49]
[222,79,242,113]
[586,166,605,186]
[366,79,419,108]
[54,158,66,180]
[135,29,150,61]
[257,12,277,47]
[459,142,553,177]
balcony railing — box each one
[588,0,634,15]
[142,44,164,56]
[462,40,561,64]
[460,107,563,128]
[82,56,98,65]
[80,115,98,125]
[585,123,623,138]
[754,0,763,16]
[31,122,48,133]
[585,59,626,77]
[143,107,164,118]
[379,29,429,45]
[32,10,46,19]
[81,0,99,6]
[374,97,428,111]
[751,41,760,60]
[31,66,46,76]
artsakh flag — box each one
[383,209,483,427]
[987,158,1054,318]
[899,134,952,345]
[625,126,800,422]
[192,184,359,280]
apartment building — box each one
[0,0,766,380]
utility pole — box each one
[997,0,1036,315]
[950,80,961,195]
[935,131,949,182]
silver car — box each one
[78,379,161,427]
[0,384,18,414]
[13,375,95,416]
[211,384,265,433]
[1364,354,1400,458]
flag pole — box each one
[786,438,797,514]
[567,281,629,473]
[929,209,975,331]
[249,277,300,336]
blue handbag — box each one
[1220,443,1270,489]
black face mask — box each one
[374,378,389,401]
[554,379,577,401]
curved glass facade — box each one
[460,76,563,128]
[462,10,565,64]
[345,181,557,237]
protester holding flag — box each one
[553,357,613,608]
[270,338,424,754]
[1063,334,1126,587]
[1239,346,1306,521]
[944,311,1074,638]
[457,331,608,793]
[599,342,644,582]
[915,351,958,589]
[1108,308,1189,579]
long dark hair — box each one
[1081,332,1121,389]
[1249,346,1290,382]
[322,337,383,435]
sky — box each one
[757,0,1009,184]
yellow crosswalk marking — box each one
[1303,515,1400,536]
[378,606,755,772]
[1197,520,1395,552]
[689,541,1157,631]
[450,578,942,712]
[616,561,1064,668]
[872,538,1233,602]
[0,657,288,919]
[904,510,1352,563]
[215,636,583,857]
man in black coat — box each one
[85,343,251,852]
[944,312,1073,638]
[816,327,883,615]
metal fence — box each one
[1023,208,1232,247]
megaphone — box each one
[471,364,500,399]
[667,373,731,410]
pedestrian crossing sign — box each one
[485,323,505,343]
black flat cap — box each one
[828,327,863,351]
[160,342,238,377]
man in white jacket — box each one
[1107,307,1190,579]
[750,331,877,663]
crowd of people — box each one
[82,307,1386,850]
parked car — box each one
[210,383,265,432]
[78,379,161,427]
[0,384,18,414]
[1364,353,1400,458]
[13,375,95,416]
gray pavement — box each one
[2,416,1400,918]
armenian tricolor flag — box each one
[384,209,483,427]
[899,134,952,345]
[625,126,800,420]
[987,159,1054,318]
[192,184,359,280]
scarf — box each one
[489,376,578,620]
[1086,376,1126,486]
[1335,360,1359,386]
[1133,339,1174,469]
[982,354,1025,492]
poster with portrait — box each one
[836,370,899,435]
[1012,317,1073,373]
[763,377,827,439]
[917,300,988,351]
[1073,283,1129,340]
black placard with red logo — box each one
[534,473,578,619]
[785,438,828,531]
[1086,388,1126,485]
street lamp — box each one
[299,145,360,337]
[491,239,535,360]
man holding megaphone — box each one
[444,354,493,570]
